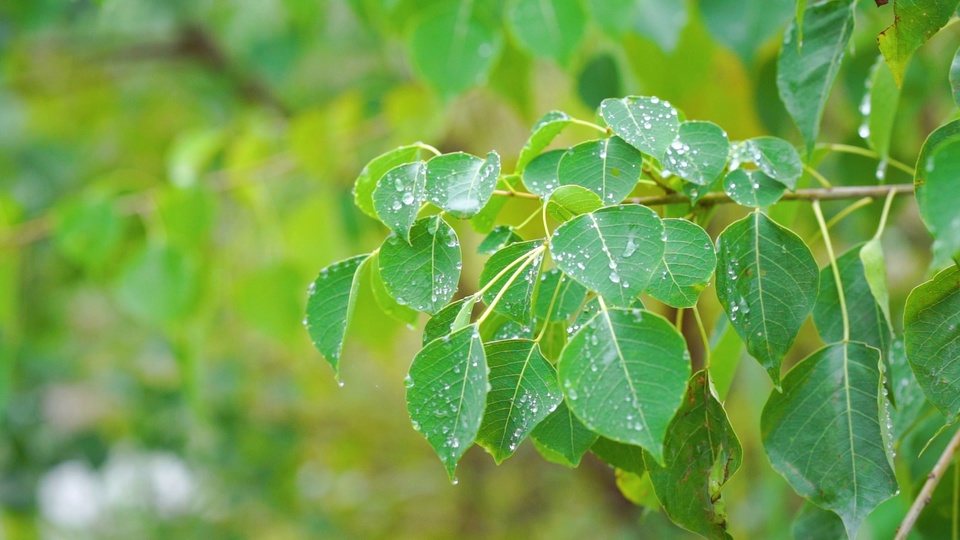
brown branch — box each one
[895,425,960,540]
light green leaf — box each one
[662,121,729,186]
[762,342,898,539]
[476,340,562,463]
[369,252,419,326]
[591,437,645,475]
[354,145,423,220]
[54,195,124,269]
[700,0,795,64]
[425,151,500,219]
[116,243,199,327]
[506,0,585,65]
[516,111,573,173]
[777,1,856,151]
[647,372,742,540]
[406,325,487,481]
[633,0,688,53]
[530,400,599,467]
[551,205,665,306]
[915,125,960,265]
[372,161,427,241]
[423,298,477,346]
[861,55,901,168]
[304,254,369,378]
[645,218,717,308]
[723,169,786,208]
[534,268,588,323]
[409,8,502,98]
[378,216,461,315]
[601,96,681,157]
[904,265,960,420]
[878,0,960,87]
[521,149,564,197]
[478,225,523,255]
[545,185,604,223]
[585,0,635,37]
[479,240,544,324]
[729,137,803,189]
[556,137,644,205]
[558,307,691,464]
[951,45,960,108]
[715,212,819,386]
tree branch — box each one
[895,425,960,540]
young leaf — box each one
[722,169,786,208]
[372,161,427,241]
[406,324,488,481]
[354,145,423,220]
[662,121,729,186]
[550,205,665,307]
[545,185,604,223]
[644,218,717,308]
[304,254,369,378]
[408,9,502,98]
[591,437,646,475]
[878,0,959,87]
[521,149,564,197]
[729,137,803,189]
[558,307,691,464]
[915,123,960,265]
[646,372,742,540]
[369,252,420,326]
[425,151,500,219]
[530,400,599,467]
[478,225,523,255]
[476,340,562,463]
[601,96,681,157]
[904,265,960,421]
[378,216,461,315]
[533,268,588,323]
[715,212,819,386]
[506,0,585,65]
[516,111,573,173]
[479,240,544,324]
[556,136,644,205]
[777,1,855,151]
[762,342,898,539]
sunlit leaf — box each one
[379,216,461,315]
[545,185,604,223]
[878,0,959,87]
[354,145,424,220]
[530,400,599,467]
[506,0,585,65]
[601,96,681,157]
[516,111,573,173]
[556,137,644,205]
[409,8,502,97]
[425,151,500,219]
[715,212,819,386]
[645,218,717,308]
[479,240,544,324]
[372,161,427,241]
[304,254,369,377]
[661,121,729,186]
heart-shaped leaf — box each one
[645,218,717,308]
[379,216,461,315]
[601,96,681,157]
[556,136,644,205]
[662,121,729,186]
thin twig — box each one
[627,183,915,207]
[895,425,960,540]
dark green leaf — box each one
[577,54,622,109]
[530,400,599,467]
[372,161,427,241]
[792,502,846,540]
[369,252,420,326]
[304,254,369,378]
[379,216,461,315]
[534,268,588,323]
[409,8,502,97]
[601,96,681,157]
[506,0,585,65]
[425,151,500,219]
[406,325,487,481]
[479,240,544,324]
[915,124,960,265]
[423,298,474,346]
[556,137,644,205]
[545,185,604,223]
[645,218,717,308]
[354,145,423,220]
[722,169,786,208]
[878,0,959,87]
[591,437,645,475]
[521,149,564,198]
[729,137,803,189]
[478,225,523,255]
[889,338,927,438]
[558,307,690,463]
[715,212,819,386]
[516,111,573,174]
[662,121,729,186]
[762,342,898,539]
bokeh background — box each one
[1,1,958,538]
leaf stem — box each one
[873,187,897,241]
[822,143,915,176]
[803,163,834,188]
[415,142,442,157]
[568,118,610,134]
[693,306,711,369]
[492,189,540,200]
[812,199,849,342]
[675,307,685,331]
[895,425,960,540]
[475,246,545,326]
[627,183,914,207]
[807,196,873,245]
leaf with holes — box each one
[379,216,461,315]
[425,151,500,219]
[304,254,369,378]
[662,121,729,186]
[645,218,717,308]
[556,137,644,205]
[601,96,681,157]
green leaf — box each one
[792,502,846,540]
[761,342,898,539]
[353,145,423,220]
[550,205,665,306]
[601,96,681,158]
[369,252,419,327]
[378,216,461,315]
[556,137,644,205]
[915,123,960,265]
[470,175,519,233]
[700,0,795,64]
[476,340,562,463]
[534,268,588,323]
[521,149,564,197]
[715,212,819,386]
[591,437,645,475]
[633,0,688,53]
[304,254,369,378]
[878,0,960,87]
[558,307,691,464]
[506,0,585,65]
[372,161,427,241]
[661,121,729,186]
[585,0,635,38]
[729,137,803,189]
[723,169,786,208]
[479,240,544,324]
[408,8,502,98]
[54,195,124,269]
[530,400,599,467]
[406,324,487,481]
[861,55,901,168]
[425,151,501,219]
[777,1,855,151]
[645,218,717,308]
[889,338,927,438]
[116,243,199,327]
[577,54,623,110]
[423,297,478,346]
[478,225,523,255]
[647,372,742,540]
[516,111,573,174]
[904,265,960,420]
[545,185,604,223]
[951,45,960,108]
